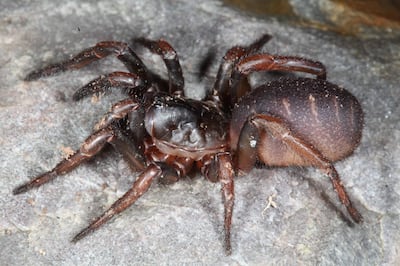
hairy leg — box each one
[14,119,146,194]
[211,34,272,110]
[232,54,327,81]
[94,98,140,131]
[135,38,184,96]
[25,41,148,81]
[13,127,115,194]
[72,163,162,242]
[216,153,235,255]
[72,72,146,101]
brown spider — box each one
[14,34,363,254]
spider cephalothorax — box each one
[14,34,363,254]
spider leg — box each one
[212,46,249,110]
[13,119,146,194]
[13,126,116,195]
[232,54,327,82]
[72,163,162,242]
[109,121,146,172]
[211,34,272,110]
[25,41,148,81]
[94,98,139,131]
[135,38,184,96]
[234,117,259,174]
[213,33,272,94]
[238,114,362,223]
[216,153,235,255]
[245,34,272,53]
[92,99,146,172]
[228,54,327,107]
[72,71,146,101]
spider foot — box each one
[72,209,115,243]
[348,205,363,223]
[13,171,57,195]
[24,63,66,81]
[224,233,232,255]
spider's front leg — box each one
[135,38,184,96]
[25,41,148,81]
[70,38,186,100]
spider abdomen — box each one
[231,77,363,165]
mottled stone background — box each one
[1,0,399,265]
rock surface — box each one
[1,0,399,265]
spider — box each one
[14,34,363,254]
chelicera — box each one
[14,34,363,254]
